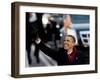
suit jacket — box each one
[37,42,88,66]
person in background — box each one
[43,14,60,49]
[26,12,33,65]
[60,15,78,47]
[26,13,47,65]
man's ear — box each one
[72,42,75,46]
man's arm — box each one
[35,38,58,61]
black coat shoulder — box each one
[76,49,89,65]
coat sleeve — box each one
[37,42,58,61]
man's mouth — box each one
[64,44,69,47]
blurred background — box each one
[25,12,90,67]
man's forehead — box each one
[64,35,75,43]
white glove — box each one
[35,38,41,44]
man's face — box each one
[63,15,72,28]
[63,36,75,50]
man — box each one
[35,35,85,65]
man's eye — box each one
[64,40,67,42]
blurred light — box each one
[56,24,60,28]
[60,33,63,37]
[42,17,48,25]
[42,14,51,25]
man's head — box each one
[63,35,76,50]
[63,15,72,28]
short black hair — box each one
[66,35,76,43]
